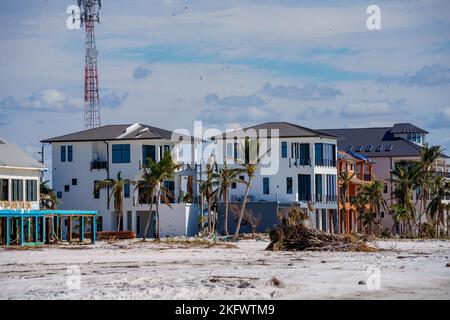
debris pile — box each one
[266,206,377,252]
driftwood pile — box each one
[266,207,377,252]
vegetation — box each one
[40,180,58,210]
[95,171,135,231]
[136,152,179,240]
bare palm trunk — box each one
[207,198,212,234]
[224,190,229,236]
[143,194,154,241]
[156,192,160,240]
[233,179,251,241]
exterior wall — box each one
[50,139,200,236]
[0,167,41,209]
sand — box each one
[0,239,449,300]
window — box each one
[366,145,373,152]
[97,217,103,232]
[12,179,23,201]
[163,145,171,155]
[298,174,311,201]
[93,181,100,199]
[315,174,323,202]
[0,179,8,201]
[381,211,385,218]
[67,145,73,162]
[291,143,310,165]
[124,182,130,198]
[57,191,62,199]
[346,146,353,152]
[355,145,363,152]
[25,180,37,201]
[326,174,337,202]
[385,145,393,151]
[263,177,269,195]
[383,183,388,194]
[315,143,336,167]
[136,216,140,234]
[64,185,70,192]
[239,175,245,181]
[231,182,237,189]
[407,133,412,141]
[375,145,383,152]
[112,144,131,163]
[61,146,66,162]
[142,145,156,163]
[72,178,78,186]
[286,177,293,194]
[281,141,288,158]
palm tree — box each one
[416,144,444,226]
[338,171,355,234]
[390,163,421,235]
[351,192,369,234]
[95,171,135,231]
[213,165,245,235]
[136,152,179,240]
[199,161,219,234]
[40,180,58,210]
[233,139,268,241]
[359,179,386,234]
[427,176,450,238]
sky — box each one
[0,0,449,168]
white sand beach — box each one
[0,239,449,300]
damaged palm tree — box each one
[267,206,376,252]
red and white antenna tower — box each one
[78,0,102,129]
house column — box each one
[131,211,137,233]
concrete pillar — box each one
[6,217,10,247]
[131,211,137,233]
[20,217,24,245]
[91,216,97,244]
[80,216,85,242]
[122,212,128,232]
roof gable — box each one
[0,138,45,170]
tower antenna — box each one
[78,0,102,129]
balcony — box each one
[230,194,278,202]
[90,161,108,171]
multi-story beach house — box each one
[321,123,450,233]
[0,138,44,211]
[41,123,201,238]
[213,122,339,233]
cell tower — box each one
[78,0,102,129]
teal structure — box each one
[0,210,97,247]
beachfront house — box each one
[213,122,340,234]
[41,123,201,238]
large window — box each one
[263,177,270,195]
[61,146,66,162]
[25,180,37,201]
[12,179,23,201]
[112,144,130,163]
[142,145,156,163]
[286,177,293,194]
[67,145,73,162]
[281,141,287,158]
[315,143,336,167]
[291,143,310,165]
[326,174,337,202]
[315,174,323,202]
[124,182,130,198]
[298,174,311,201]
[0,179,8,201]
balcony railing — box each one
[315,159,336,167]
[230,194,278,202]
[90,161,108,171]
[289,158,311,167]
[312,194,338,204]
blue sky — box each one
[0,0,449,164]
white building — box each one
[0,138,45,210]
[213,122,339,233]
[41,123,200,237]
[321,123,450,233]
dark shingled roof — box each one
[217,121,338,139]
[391,123,428,134]
[41,123,192,143]
[319,126,448,158]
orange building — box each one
[337,148,374,234]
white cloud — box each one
[262,83,341,100]
[341,99,407,117]
[428,107,450,129]
[0,89,81,112]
